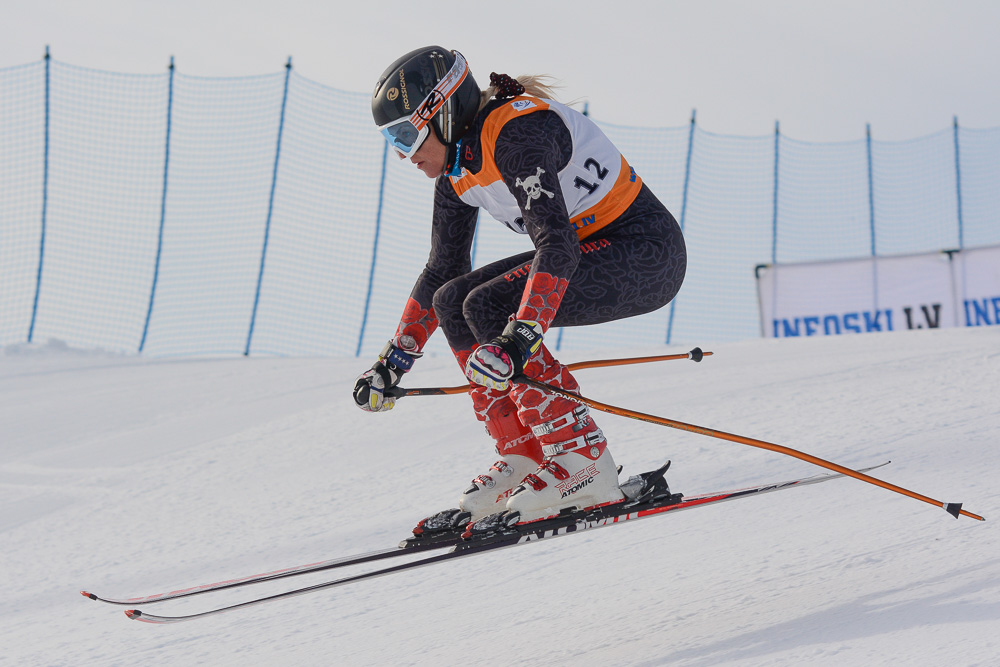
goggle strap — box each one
[410,51,468,134]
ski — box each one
[80,540,452,607]
[111,461,888,624]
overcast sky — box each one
[4,0,999,141]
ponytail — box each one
[479,74,561,112]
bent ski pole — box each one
[394,347,711,398]
[513,376,985,523]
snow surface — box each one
[1,328,998,666]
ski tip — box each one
[80,590,97,600]
[125,609,141,619]
[688,347,704,362]
[944,502,962,519]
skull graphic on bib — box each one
[515,167,555,210]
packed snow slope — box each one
[1,327,998,666]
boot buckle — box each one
[540,428,605,457]
[531,405,590,437]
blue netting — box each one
[0,62,45,345]
[870,129,960,255]
[671,128,776,343]
[245,73,383,357]
[1,57,999,356]
[775,136,872,263]
[31,61,168,351]
[357,150,440,357]
[140,71,287,356]
[958,126,1000,249]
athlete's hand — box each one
[465,320,544,391]
[353,337,421,412]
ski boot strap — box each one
[531,405,590,437]
[540,428,606,457]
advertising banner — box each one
[954,245,1000,328]
[757,245,1000,338]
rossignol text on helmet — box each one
[372,46,481,162]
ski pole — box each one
[394,347,710,398]
[513,376,985,523]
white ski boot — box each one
[459,393,544,521]
[506,427,624,523]
[460,455,540,520]
[507,348,625,523]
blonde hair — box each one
[478,75,561,112]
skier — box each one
[354,46,687,525]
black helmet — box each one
[372,46,481,155]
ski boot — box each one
[507,348,625,524]
[458,391,544,521]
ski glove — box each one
[465,319,544,391]
[353,337,422,412]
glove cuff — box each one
[379,338,419,373]
[502,319,544,362]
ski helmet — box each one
[372,46,480,160]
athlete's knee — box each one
[432,279,463,316]
[462,284,508,343]
[432,280,472,339]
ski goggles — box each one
[378,51,469,158]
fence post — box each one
[139,56,175,353]
[245,57,292,356]
[772,120,780,263]
[865,123,876,257]
[665,108,696,345]
[356,141,390,357]
[27,46,51,343]
[953,116,964,250]
[865,122,881,314]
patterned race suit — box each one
[393,95,687,451]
